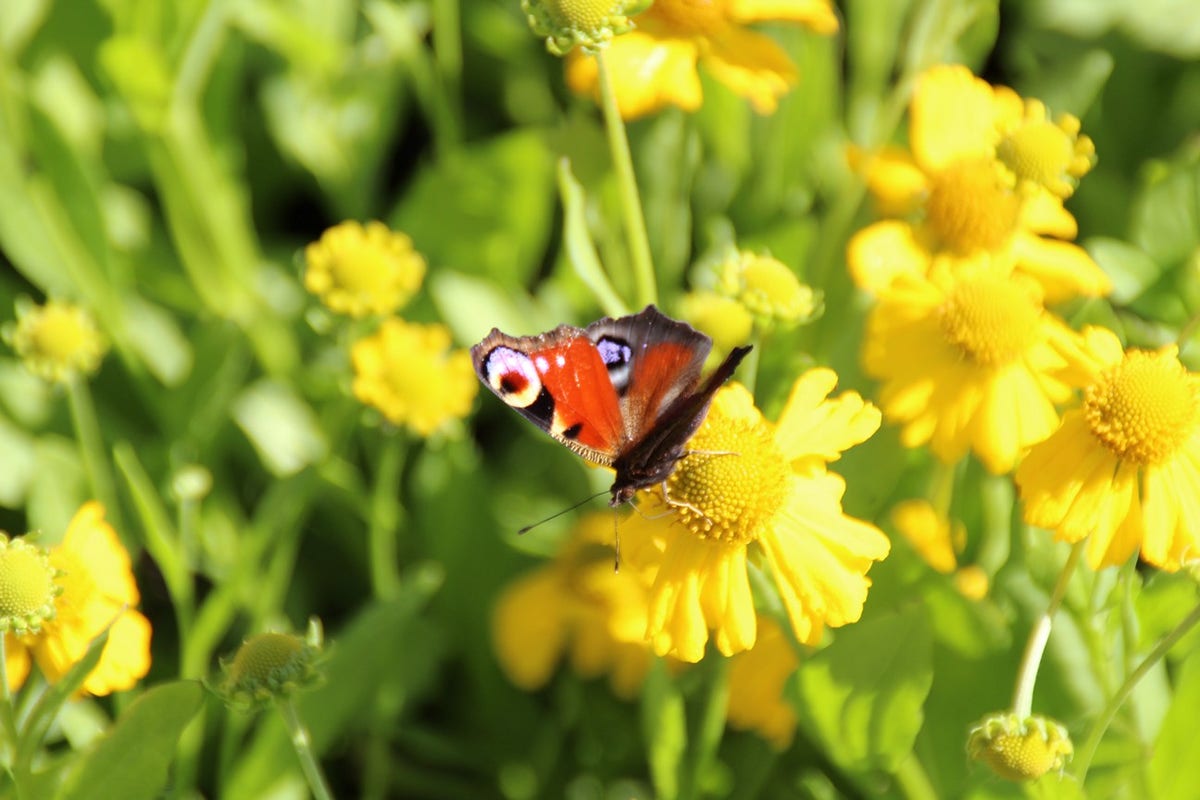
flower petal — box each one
[1012,234,1112,303]
[852,146,929,217]
[774,368,881,468]
[565,33,702,119]
[728,0,838,32]
[491,568,570,690]
[847,220,931,291]
[910,64,997,171]
[703,28,796,114]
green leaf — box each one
[391,131,555,285]
[642,662,687,800]
[557,157,627,317]
[791,607,933,774]
[1149,649,1200,798]
[55,682,205,800]
[232,379,328,477]
[1130,157,1200,269]
[1086,237,1162,305]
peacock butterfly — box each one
[471,305,751,508]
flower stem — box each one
[67,376,123,532]
[594,47,657,308]
[277,697,334,800]
[368,435,407,600]
[1010,541,1083,717]
[0,635,18,765]
[1073,599,1200,781]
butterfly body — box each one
[472,305,751,506]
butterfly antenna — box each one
[612,510,621,573]
[517,490,609,535]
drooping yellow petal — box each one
[4,634,29,692]
[761,475,890,645]
[61,501,139,606]
[725,616,800,749]
[703,28,797,114]
[910,64,998,171]
[847,221,931,291]
[1019,192,1078,239]
[1011,234,1112,303]
[565,32,703,118]
[851,146,929,218]
[728,0,837,32]
[491,569,570,691]
[80,611,152,696]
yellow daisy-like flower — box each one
[8,502,152,696]
[565,0,838,119]
[847,64,1109,303]
[717,251,817,325]
[862,264,1084,474]
[304,221,425,318]
[1015,327,1200,571]
[891,499,989,600]
[993,89,1096,200]
[680,291,755,357]
[725,616,799,749]
[351,318,477,437]
[621,372,890,662]
[492,514,655,698]
[8,299,107,383]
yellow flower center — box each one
[644,0,730,36]
[997,121,1076,192]
[925,158,1021,253]
[547,0,620,30]
[665,416,789,544]
[1083,348,1199,465]
[937,273,1040,366]
[0,540,56,627]
[229,632,305,685]
[12,302,107,382]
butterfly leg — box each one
[658,481,719,529]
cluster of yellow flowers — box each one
[304,220,477,437]
[850,64,1200,574]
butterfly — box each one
[471,304,751,509]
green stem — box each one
[893,753,938,800]
[431,0,463,149]
[1073,600,1200,782]
[277,698,334,800]
[67,376,123,532]
[368,435,407,600]
[1010,542,1083,717]
[0,635,18,765]
[594,47,656,308]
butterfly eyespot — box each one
[596,336,634,394]
[561,422,583,440]
[484,346,542,408]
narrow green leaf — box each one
[1150,650,1200,798]
[113,442,190,609]
[791,608,933,774]
[557,157,628,318]
[642,662,687,800]
[55,682,205,800]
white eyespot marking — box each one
[555,353,566,368]
[534,355,550,374]
[597,337,634,392]
[485,347,542,408]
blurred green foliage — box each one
[1,0,1200,797]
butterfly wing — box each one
[472,325,626,465]
[584,305,712,442]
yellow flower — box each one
[621,372,890,662]
[680,291,754,357]
[492,514,655,698]
[891,499,989,600]
[862,264,1083,474]
[717,251,817,325]
[993,89,1096,200]
[351,318,477,436]
[521,0,642,55]
[725,616,798,749]
[564,0,838,119]
[8,299,107,383]
[847,64,1109,303]
[9,502,152,696]
[304,221,425,318]
[1015,327,1200,571]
